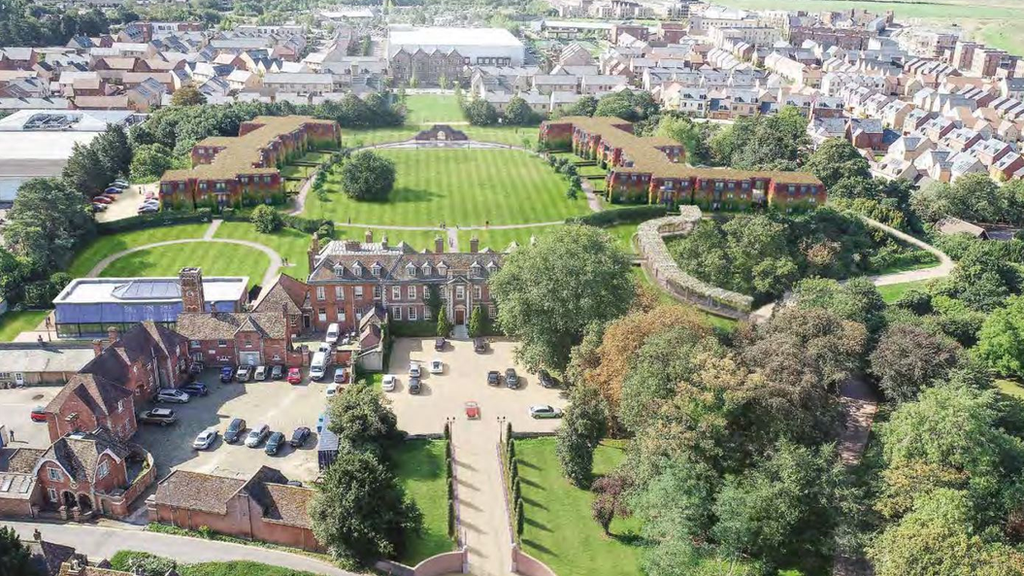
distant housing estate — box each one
[540,116,826,209]
[159,115,340,207]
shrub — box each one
[515,497,524,537]
[512,477,521,504]
[250,204,283,233]
[109,551,175,576]
[568,205,667,227]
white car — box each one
[193,428,218,450]
[382,374,397,392]
[326,383,339,397]
[156,389,190,404]
[318,342,332,354]
[325,323,340,344]
[429,359,444,374]
[529,405,563,419]
[245,423,270,447]
[409,362,421,378]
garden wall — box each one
[511,545,558,576]
[375,548,467,576]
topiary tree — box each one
[436,307,453,337]
[468,305,490,337]
[556,384,608,487]
[250,204,283,233]
[515,497,525,537]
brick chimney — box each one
[92,339,103,357]
[179,267,206,313]
[107,326,119,345]
[435,236,444,254]
[364,229,373,244]
[307,233,320,275]
[381,234,389,250]
[470,236,479,253]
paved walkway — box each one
[1,520,361,576]
[452,422,513,576]
[203,219,222,240]
[447,228,460,251]
[580,178,603,213]
[85,237,283,289]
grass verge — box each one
[393,439,453,565]
[0,310,50,341]
[68,223,209,278]
[99,242,271,288]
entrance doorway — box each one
[62,491,75,509]
[454,308,466,325]
[239,352,260,366]
[77,494,93,513]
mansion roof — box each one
[309,240,504,284]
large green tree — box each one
[490,225,635,370]
[170,84,207,106]
[556,383,608,487]
[869,323,961,403]
[5,178,94,272]
[976,295,1024,378]
[129,143,175,182]
[326,384,401,458]
[340,151,396,201]
[0,525,38,576]
[503,96,538,126]
[805,138,871,189]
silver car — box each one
[156,389,190,404]
[245,423,270,447]
[193,428,218,450]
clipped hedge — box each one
[567,204,668,227]
[96,211,212,234]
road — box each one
[2,520,361,576]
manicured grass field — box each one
[310,148,590,226]
[393,439,454,565]
[404,94,465,124]
[517,438,643,576]
[68,224,210,278]
[877,279,934,303]
[457,226,560,253]
[100,242,270,288]
[0,310,50,341]
[215,222,312,278]
[110,551,320,576]
[342,125,539,149]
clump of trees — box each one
[708,106,810,171]
[250,205,284,233]
[340,151,396,201]
[912,173,1024,225]
[63,124,132,198]
[0,0,110,46]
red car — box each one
[287,367,302,385]
[92,196,113,204]
[30,407,46,422]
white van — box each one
[325,323,340,344]
[310,351,328,381]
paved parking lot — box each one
[0,386,60,450]
[133,370,329,482]
[386,337,567,435]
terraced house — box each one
[540,116,826,210]
[159,115,340,208]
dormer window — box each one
[470,262,482,276]
[353,263,363,276]
[437,262,448,276]
[486,261,498,272]
[421,262,432,275]
[372,264,382,277]
[333,264,344,277]
[406,262,417,276]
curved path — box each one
[2,520,360,576]
[86,221,283,289]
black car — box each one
[487,370,501,386]
[181,382,209,396]
[290,426,311,447]
[265,432,285,455]
[434,337,446,352]
[505,368,520,389]
[409,377,422,395]
[474,337,488,353]
[224,418,247,443]
[271,364,284,380]
[538,370,556,389]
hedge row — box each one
[96,207,332,239]
[567,204,669,227]
[444,421,456,541]
[502,425,525,542]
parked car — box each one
[287,367,302,384]
[530,405,563,419]
[505,368,519,389]
[290,426,311,447]
[465,401,481,419]
[193,428,218,450]
[474,337,487,353]
[90,203,108,212]
[316,412,326,433]
[92,196,112,204]
[408,377,422,395]
[271,364,284,380]
[137,205,158,215]
[30,407,46,422]
[434,338,446,352]
[538,370,556,389]
[104,186,123,194]
[98,194,118,202]
[111,179,130,188]
[409,362,421,378]
[235,365,253,382]
[333,367,348,384]
[310,363,326,381]
[224,418,247,443]
[245,423,270,447]
[325,323,340,344]
[382,374,397,392]
[181,382,208,396]
[219,366,234,383]
[156,389,190,404]
[326,383,339,398]
[487,371,500,386]
[317,342,332,354]
[137,408,177,426]
[254,365,267,381]
[265,431,285,455]
[429,359,443,374]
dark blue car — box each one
[220,366,234,383]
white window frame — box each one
[474,286,482,300]
[316,286,326,301]
[407,285,416,300]
[409,307,417,321]
[48,488,57,502]
[354,286,364,298]
[392,306,402,320]
[456,285,465,300]
[392,286,401,300]
[337,309,346,322]
[47,467,60,481]
[97,460,109,479]
[318,308,327,322]
[335,286,344,299]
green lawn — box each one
[517,438,643,576]
[342,125,539,149]
[404,94,465,125]
[457,226,561,253]
[68,224,210,278]
[877,280,934,303]
[393,439,453,565]
[605,222,638,253]
[100,242,270,287]
[110,551,321,576]
[215,222,312,278]
[996,379,1024,400]
[309,148,590,226]
[0,310,50,341]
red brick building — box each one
[77,322,192,404]
[42,374,137,444]
[150,466,320,551]
[540,116,826,210]
[159,115,341,208]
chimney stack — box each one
[179,267,206,313]
[92,339,103,357]
[107,326,119,345]
[434,236,444,254]
[365,229,373,244]
[470,236,479,253]
[381,234,388,250]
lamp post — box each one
[497,415,507,443]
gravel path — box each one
[452,424,514,576]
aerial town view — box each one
[2,0,1024,574]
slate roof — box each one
[78,321,185,384]
[6,448,46,473]
[252,273,310,314]
[26,539,79,576]
[309,241,503,285]
[43,374,131,418]
[176,312,289,340]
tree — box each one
[468,305,489,337]
[250,204,283,233]
[977,295,1024,378]
[424,284,442,319]
[326,384,400,457]
[869,323,961,403]
[309,448,422,566]
[340,151,396,201]
[503,96,537,126]
[593,90,659,123]
[93,124,132,181]
[62,139,108,197]
[946,243,1022,312]
[490,225,635,370]
[556,384,607,487]
[0,525,38,576]
[805,138,871,189]
[129,143,174,182]
[565,95,598,117]
[436,307,452,337]
[0,249,28,304]
[5,178,94,272]
[171,84,206,106]
[463,98,498,126]
[792,276,886,335]
[591,472,630,534]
